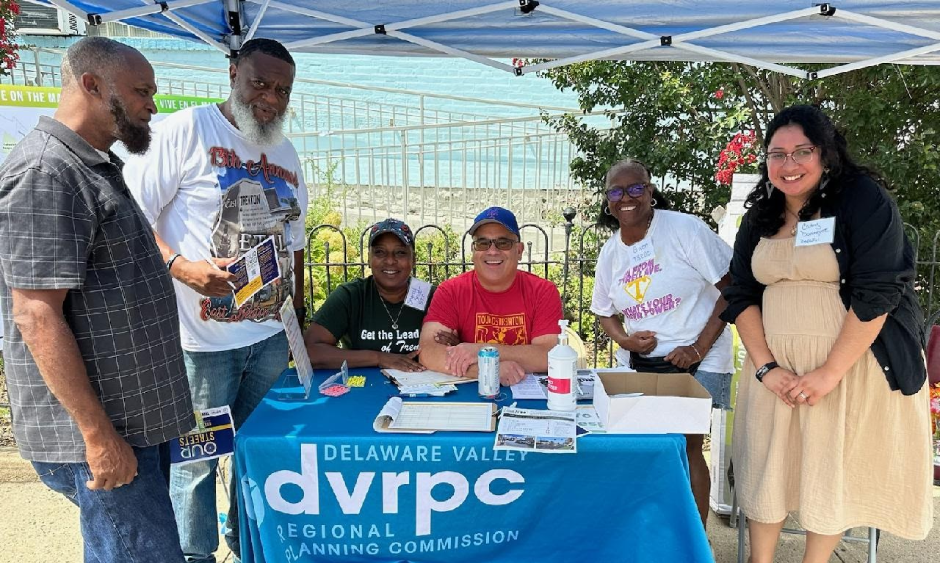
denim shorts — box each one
[694,370,733,410]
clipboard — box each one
[373,398,496,433]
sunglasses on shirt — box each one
[605,183,650,202]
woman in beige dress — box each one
[722,104,933,563]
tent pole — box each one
[244,0,272,43]
[226,0,244,54]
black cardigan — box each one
[720,174,926,395]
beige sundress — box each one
[732,236,934,539]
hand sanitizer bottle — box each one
[547,320,578,411]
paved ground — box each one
[1,447,937,563]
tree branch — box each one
[732,63,766,145]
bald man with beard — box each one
[124,37,308,563]
[0,37,193,561]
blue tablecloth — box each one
[235,368,713,563]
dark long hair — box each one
[744,104,885,236]
[598,158,672,231]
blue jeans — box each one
[171,331,289,563]
[694,370,733,410]
[32,445,184,563]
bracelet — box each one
[690,343,703,361]
[166,253,182,271]
[754,361,778,382]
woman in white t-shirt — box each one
[590,158,734,527]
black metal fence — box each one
[303,219,940,368]
[1,221,937,413]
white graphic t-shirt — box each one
[124,105,308,352]
[591,210,733,373]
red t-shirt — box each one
[424,270,563,345]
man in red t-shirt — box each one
[419,207,563,385]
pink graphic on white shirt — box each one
[618,258,681,320]
[617,259,662,285]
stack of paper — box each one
[381,368,471,397]
[509,371,596,401]
[397,384,458,397]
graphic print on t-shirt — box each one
[202,146,302,323]
[474,313,527,345]
[617,258,682,321]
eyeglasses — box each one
[766,146,817,165]
[472,237,518,251]
[371,247,411,261]
[605,183,649,202]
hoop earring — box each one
[650,198,658,208]
[603,204,613,216]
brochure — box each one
[227,236,280,307]
[169,406,235,465]
[493,407,577,454]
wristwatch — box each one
[755,361,778,382]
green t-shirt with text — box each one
[311,276,435,354]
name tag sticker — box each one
[795,217,836,247]
[404,277,433,311]
[629,239,655,268]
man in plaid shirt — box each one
[0,37,194,562]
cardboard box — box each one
[593,371,712,434]
[709,408,733,515]
[710,325,745,515]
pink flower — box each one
[714,88,725,100]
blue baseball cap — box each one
[369,218,415,247]
[469,207,520,238]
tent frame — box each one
[42,1,940,79]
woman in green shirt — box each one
[304,219,436,371]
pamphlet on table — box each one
[494,406,577,454]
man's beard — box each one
[230,91,286,147]
[109,95,151,154]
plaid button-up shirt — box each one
[0,116,194,462]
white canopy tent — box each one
[34,0,940,79]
